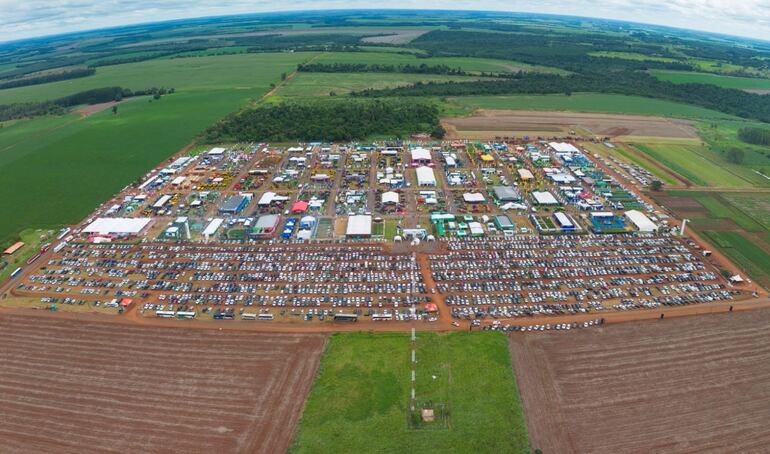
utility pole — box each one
[680,219,689,236]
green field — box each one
[0,53,309,245]
[273,72,485,98]
[668,191,768,232]
[0,52,317,104]
[290,331,530,453]
[702,230,770,288]
[0,229,52,283]
[312,51,564,74]
[633,143,760,188]
[448,93,733,119]
[650,70,770,90]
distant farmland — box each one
[0,53,307,244]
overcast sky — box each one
[1,1,769,43]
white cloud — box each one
[0,1,768,42]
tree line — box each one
[0,67,95,90]
[0,86,174,122]
[201,99,443,143]
[738,127,770,145]
[297,62,470,76]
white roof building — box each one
[463,193,486,203]
[346,215,372,236]
[532,191,559,205]
[549,142,580,153]
[83,218,152,235]
[518,168,534,180]
[416,166,436,186]
[625,210,658,232]
[208,147,226,155]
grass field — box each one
[650,70,770,90]
[580,141,680,186]
[632,143,761,187]
[290,331,529,453]
[0,53,309,245]
[312,51,564,74]
[0,52,317,104]
[589,51,679,63]
[447,94,732,119]
[272,72,484,98]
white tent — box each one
[346,215,372,236]
[382,191,399,204]
[416,166,436,186]
[83,218,151,235]
[548,142,580,153]
[411,148,432,162]
[463,193,486,203]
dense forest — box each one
[738,127,770,145]
[0,86,173,121]
[202,99,443,142]
[354,70,770,123]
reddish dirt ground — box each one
[76,101,120,117]
[509,308,770,453]
[0,313,326,454]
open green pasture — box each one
[290,331,529,453]
[313,51,564,74]
[447,93,732,119]
[650,70,770,90]
[633,143,762,188]
[0,52,316,104]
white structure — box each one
[416,166,436,186]
[518,168,534,180]
[410,148,432,165]
[625,210,658,232]
[258,192,289,206]
[208,147,226,156]
[202,218,224,237]
[382,191,400,205]
[548,142,580,153]
[83,218,152,235]
[346,215,372,236]
[171,176,186,186]
[463,193,486,203]
[152,194,172,209]
[532,191,559,205]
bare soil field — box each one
[443,110,698,139]
[76,101,120,117]
[509,309,770,453]
[0,313,326,454]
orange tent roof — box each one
[425,303,438,312]
[291,201,309,213]
[3,241,24,255]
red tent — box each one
[291,201,309,213]
[425,303,438,312]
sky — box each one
[1,1,769,43]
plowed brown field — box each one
[0,313,326,454]
[510,309,770,453]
